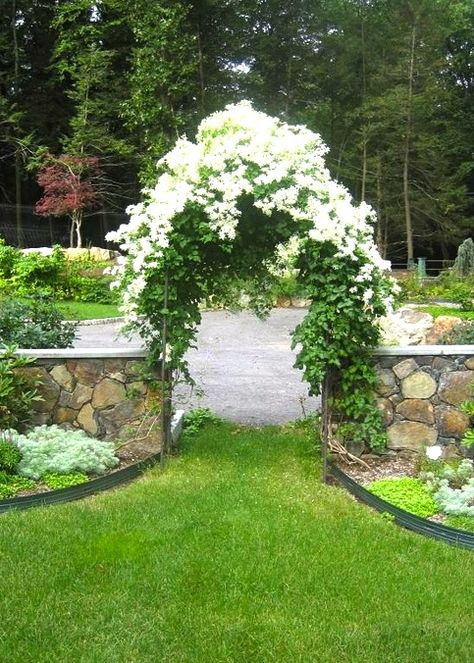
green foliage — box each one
[0,297,76,348]
[0,239,20,279]
[445,514,474,533]
[367,477,438,518]
[0,472,36,499]
[417,306,474,320]
[292,242,391,451]
[0,435,22,473]
[12,425,119,480]
[183,408,222,436]
[10,245,66,296]
[42,472,88,490]
[397,270,474,309]
[460,383,474,449]
[439,320,474,345]
[453,238,474,277]
[0,348,43,431]
[0,245,117,305]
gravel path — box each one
[74,309,320,425]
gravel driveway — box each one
[74,309,320,425]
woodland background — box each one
[0,0,473,261]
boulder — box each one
[401,370,437,399]
[396,399,435,424]
[387,421,437,451]
[378,307,433,346]
[376,398,394,426]
[392,358,418,380]
[439,371,473,406]
[375,368,398,397]
[91,378,126,409]
[438,407,470,438]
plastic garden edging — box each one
[329,461,474,550]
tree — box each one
[35,154,101,248]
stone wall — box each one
[374,346,474,453]
[14,349,161,440]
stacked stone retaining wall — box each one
[14,349,160,440]
[373,346,474,453]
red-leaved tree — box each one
[35,154,101,248]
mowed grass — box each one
[1,422,474,662]
[57,301,121,320]
[417,305,474,320]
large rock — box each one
[99,399,146,435]
[375,368,398,397]
[17,366,60,412]
[438,407,470,438]
[379,307,433,345]
[77,403,98,436]
[91,378,126,409]
[59,383,93,410]
[387,421,437,451]
[392,358,418,380]
[424,315,463,344]
[401,370,436,399]
[439,372,473,406]
[67,359,104,386]
[396,399,435,424]
[54,407,77,424]
[465,358,474,370]
[377,398,394,426]
[50,364,75,392]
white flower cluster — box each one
[107,100,392,320]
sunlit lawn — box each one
[1,421,473,662]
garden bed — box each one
[331,452,474,549]
[0,411,183,512]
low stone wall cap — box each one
[13,347,147,360]
[374,345,474,356]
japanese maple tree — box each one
[35,154,101,248]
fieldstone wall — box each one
[15,350,161,440]
[374,347,474,453]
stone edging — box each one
[0,410,185,513]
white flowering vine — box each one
[108,101,396,451]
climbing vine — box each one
[108,101,396,451]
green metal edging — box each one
[0,411,185,514]
[329,461,474,550]
[0,452,162,513]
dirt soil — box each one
[334,452,418,487]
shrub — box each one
[183,408,222,436]
[453,238,474,277]
[0,296,76,348]
[11,245,66,295]
[0,239,20,280]
[367,477,437,518]
[431,479,474,517]
[0,436,22,473]
[0,348,43,431]
[439,320,474,345]
[13,425,119,479]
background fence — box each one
[0,204,126,249]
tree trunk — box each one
[12,0,22,247]
[375,154,384,256]
[403,22,416,264]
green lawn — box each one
[57,301,121,320]
[417,305,474,320]
[1,421,473,662]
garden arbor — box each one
[109,102,395,455]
